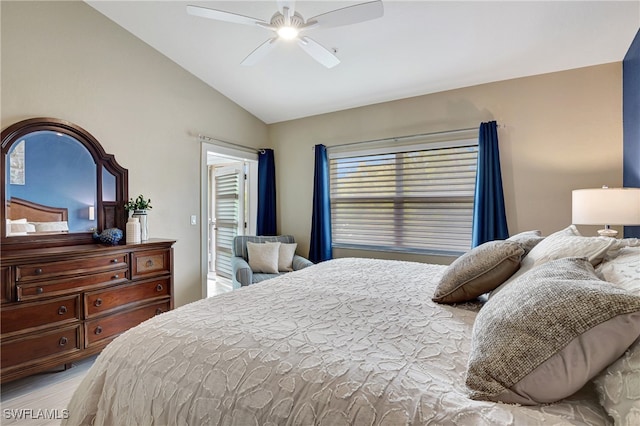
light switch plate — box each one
[190,215,197,225]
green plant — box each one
[125,194,153,212]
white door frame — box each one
[201,142,258,298]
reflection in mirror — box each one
[102,168,116,202]
[5,131,98,236]
[2,117,128,249]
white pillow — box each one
[593,339,640,425]
[246,242,280,274]
[32,221,69,232]
[490,225,615,298]
[526,225,615,267]
[593,240,640,424]
[11,222,36,233]
[267,242,297,272]
[596,246,640,295]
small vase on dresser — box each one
[131,210,149,241]
[126,217,141,244]
[124,195,152,242]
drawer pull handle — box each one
[112,274,120,280]
[36,287,44,294]
[156,284,164,292]
[155,308,164,315]
[94,298,103,307]
[58,306,68,315]
[146,260,154,268]
[112,258,119,263]
[35,268,43,275]
[95,326,103,335]
[59,337,68,346]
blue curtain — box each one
[309,144,333,263]
[257,149,277,236]
[472,121,509,247]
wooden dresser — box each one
[0,238,175,383]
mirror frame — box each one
[1,117,128,250]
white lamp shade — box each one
[572,188,640,225]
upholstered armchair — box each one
[231,235,314,289]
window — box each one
[329,139,478,255]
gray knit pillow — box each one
[432,240,523,304]
[466,257,640,405]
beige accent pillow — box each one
[432,240,523,304]
[506,230,544,257]
[246,241,280,274]
[490,225,615,298]
[466,257,640,405]
[267,242,297,272]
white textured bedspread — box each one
[65,258,608,425]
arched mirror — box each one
[1,117,128,249]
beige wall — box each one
[2,1,624,302]
[270,63,623,263]
[1,1,268,307]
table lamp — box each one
[572,186,640,237]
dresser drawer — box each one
[1,267,11,304]
[85,277,171,318]
[1,324,81,368]
[131,249,171,279]
[16,268,128,301]
[85,301,170,347]
[16,254,128,283]
[1,295,81,336]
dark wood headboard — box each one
[7,197,68,222]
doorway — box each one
[201,142,258,298]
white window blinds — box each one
[213,166,244,278]
[329,140,478,254]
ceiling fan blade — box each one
[186,5,266,26]
[297,37,339,68]
[307,0,383,29]
[241,38,279,66]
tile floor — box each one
[207,273,233,296]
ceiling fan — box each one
[186,1,384,68]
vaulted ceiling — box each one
[86,1,639,124]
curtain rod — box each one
[198,134,264,154]
[316,124,504,151]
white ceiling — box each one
[85,1,639,124]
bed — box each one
[5,197,69,235]
[65,226,640,425]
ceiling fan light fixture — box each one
[277,26,299,40]
[187,0,384,67]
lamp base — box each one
[597,228,618,238]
